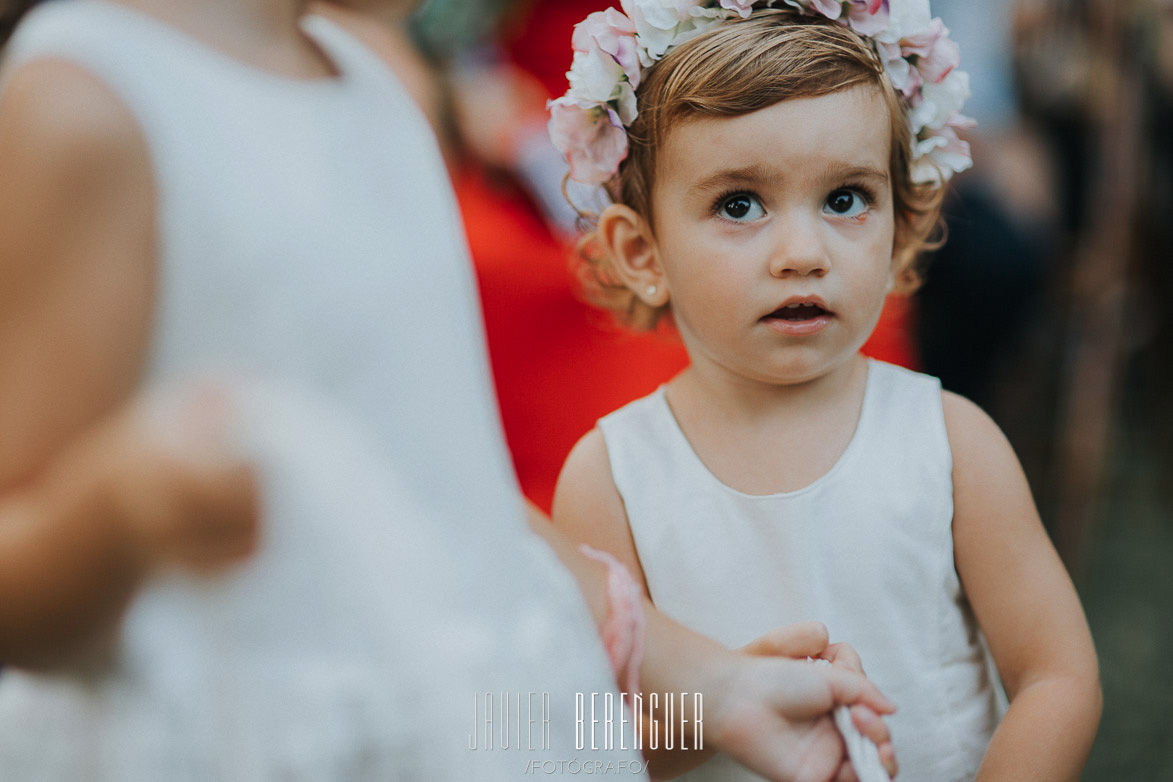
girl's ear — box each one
[597,204,669,308]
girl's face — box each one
[649,84,897,388]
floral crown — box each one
[548,0,974,187]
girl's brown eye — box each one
[718,194,764,221]
[724,196,751,218]
[828,191,855,213]
[824,189,868,218]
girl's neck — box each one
[110,0,337,80]
[671,353,867,426]
[665,355,871,496]
[314,1,417,29]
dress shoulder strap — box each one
[860,359,952,478]
[4,1,201,82]
[299,15,396,90]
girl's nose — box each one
[768,213,830,278]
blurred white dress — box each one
[0,1,639,778]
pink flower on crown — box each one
[877,39,922,98]
[548,98,630,186]
[782,0,844,20]
[912,115,973,183]
[810,0,844,19]
[719,0,757,18]
[573,9,643,88]
[845,0,888,36]
[900,17,960,83]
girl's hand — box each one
[92,382,260,575]
[706,651,896,782]
[0,381,260,668]
[736,621,898,780]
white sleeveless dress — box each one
[599,360,1006,782]
[0,2,640,779]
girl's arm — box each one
[550,429,702,781]
[946,392,1102,781]
[547,429,897,782]
[0,389,259,667]
[0,60,256,667]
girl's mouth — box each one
[762,300,833,336]
[768,302,828,321]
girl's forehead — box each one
[657,85,893,186]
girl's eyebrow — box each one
[826,164,890,184]
[690,164,781,196]
[691,162,890,196]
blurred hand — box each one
[95,381,260,575]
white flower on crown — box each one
[880,0,931,40]
[910,68,970,133]
[621,0,733,66]
[567,47,639,124]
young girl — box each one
[0,0,898,779]
[550,2,1102,780]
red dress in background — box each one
[460,169,689,512]
[460,0,919,512]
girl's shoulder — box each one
[551,426,647,590]
[939,389,1031,513]
[940,389,1009,466]
[0,55,151,241]
[2,2,158,155]
[1,57,144,165]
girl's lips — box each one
[762,312,833,336]
[761,296,833,336]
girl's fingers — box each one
[823,641,864,674]
[849,705,889,747]
[849,706,898,779]
[741,621,830,658]
[173,465,259,571]
[822,666,897,715]
[878,740,898,779]
[833,760,860,782]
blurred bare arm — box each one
[0,60,256,668]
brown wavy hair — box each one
[574,8,946,330]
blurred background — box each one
[3,0,1171,776]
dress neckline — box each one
[653,359,880,500]
[81,0,352,91]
